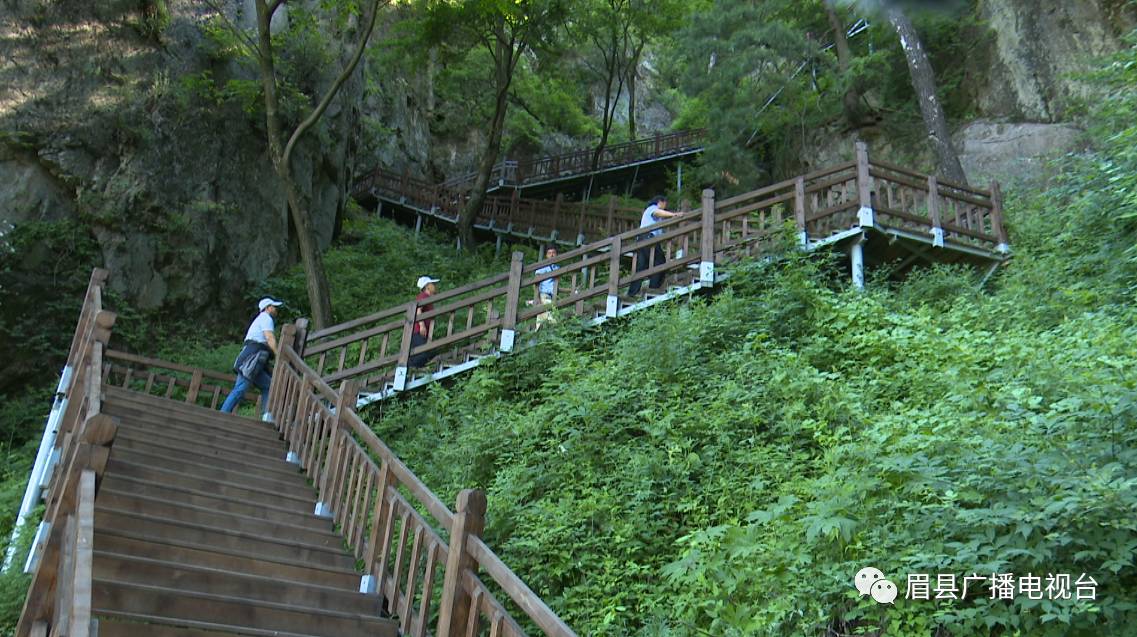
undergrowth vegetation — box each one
[357,38,1137,637]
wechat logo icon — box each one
[855,566,898,604]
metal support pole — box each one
[850,237,865,290]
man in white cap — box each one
[220,297,282,415]
[410,276,439,368]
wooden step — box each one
[96,489,340,547]
[94,507,353,570]
[92,580,396,637]
[93,551,379,615]
[104,457,314,512]
[98,473,328,530]
[108,447,312,498]
[104,384,273,421]
[111,433,306,483]
[102,395,282,444]
[98,617,259,637]
[113,413,287,459]
[95,530,359,590]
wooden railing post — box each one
[186,369,203,405]
[437,489,487,637]
[794,177,808,248]
[315,379,359,518]
[606,235,622,318]
[991,181,1009,253]
[855,141,875,228]
[605,196,616,236]
[393,301,418,391]
[927,176,944,247]
[500,251,524,352]
[265,323,297,426]
[550,193,563,241]
[362,458,394,592]
[293,317,310,358]
[575,201,587,245]
[700,189,716,285]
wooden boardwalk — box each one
[15,270,578,637]
[353,130,706,246]
[309,142,1009,404]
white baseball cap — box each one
[416,276,440,290]
[258,297,284,311]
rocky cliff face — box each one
[974,0,1136,122]
[0,0,361,315]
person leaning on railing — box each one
[628,196,683,296]
[220,297,281,417]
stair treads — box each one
[95,530,359,590]
[93,551,379,615]
[113,416,287,459]
[94,507,353,570]
[111,433,304,482]
[104,457,314,510]
[101,397,282,444]
[98,473,328,529]
[97,488,341,546]
[107,447,312,497]
[92,579,396,637]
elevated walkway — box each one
[307,142,1009,406]
[352,130,706,247]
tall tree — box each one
[423,0,567,250]
[824,0,873,129]
[254,0,385,328]
[208,0,387,328]
[881,1,967,184]
[577,0,635,170]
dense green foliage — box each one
[354,36,1137,637]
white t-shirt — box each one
[244,311,275,343]
[640,204,664,237]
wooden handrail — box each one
[266,339,576,636]
[102,349,262,411]
[16,271,119,637]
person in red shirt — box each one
[410,276,438,368]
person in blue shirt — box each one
[221,298,281,416]
[534,246,560,329]
[628,196,683,296]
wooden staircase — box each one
[16,269,578,637]
[90,386,397,637]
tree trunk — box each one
[825,1,869,128]
[626,42,642,140]
[885,3,968,185]
[457,30,515,250]
[252,0,383,328]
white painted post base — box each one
[314,502,333,519]
[931,227,945,248]
[850,240,865,290]
[996,243,1010,254]
[857,206,875,228]
[699,261,715,285]
[799,231,809,249]
[261,411,274,423]
[393,366,408,391]
[360,575,377,594]
[605,294,619,318]
[285,451,300,465]
[500,329,516,353]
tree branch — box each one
[281,0,388,168]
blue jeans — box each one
[220,370,272,415]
